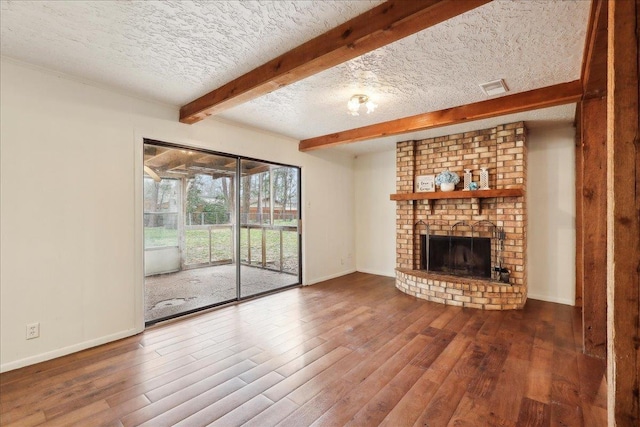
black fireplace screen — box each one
[421,235,491,278]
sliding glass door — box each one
[240,159,300,298]
[143,143,238,322]
[143,141,300,324]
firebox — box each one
[420,235,491,279]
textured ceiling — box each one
[0,1,589,155]
[220,0,589,141]
[0,0,382,105]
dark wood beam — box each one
[580,96,607,359]
[575,0,606,311]
[574,101,584,308]
[179,0,492,124]
[581,0,608,100]
[242,164,272,176]
[575,0,607,321]
[606,0,640,424]
[299,80,583,151]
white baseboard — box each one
[355,268,396,278]
[0,327,142,373]
[527,293,575,306]
[304,269,357,286]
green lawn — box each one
[145,225,299,271]
[145,227,178,248]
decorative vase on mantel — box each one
[440,182,455,192]
[435,169,460,192]
[480,167,490,190]
[463,169,472,191]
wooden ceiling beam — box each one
[143,166,161,183]
[581,0,608,100]
[179,0,492,124]
[242,164,272,176]
[299,80,583,151]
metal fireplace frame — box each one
[415,220,506,281]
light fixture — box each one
[479,79,508,96]
[347,94,377,116]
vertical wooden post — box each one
[279,229,284,272]
[581,96,608,359]
[575,103,584,308]
[247,226,251,265]
[229,176,236,264]
[179,178,187,270]
[262,227,267,268]
[607,0,640,424]
[230,225,234,264]
[269,167,274,226]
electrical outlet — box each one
[26,322,40,340]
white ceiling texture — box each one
[0,1,591,155]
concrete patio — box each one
[145,264,299,322]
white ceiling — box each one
[0,1,590,155]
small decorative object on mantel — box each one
[480,167,490,190]
[435,169,460,192]
[463,169,472,191]
[469,182,479,191]
[415,174,435,192]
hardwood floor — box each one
[0,273,607,426]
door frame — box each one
[142,138,302,326]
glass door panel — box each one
[143,141,301,323]
[143,143,237,323]
[239,160,300,298]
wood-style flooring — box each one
[0,273,607,426]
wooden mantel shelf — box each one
[389,188,524,201]
[390,188,524,215]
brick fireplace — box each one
[393,122,527,310]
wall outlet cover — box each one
[26,322,40,340]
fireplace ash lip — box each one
[397,268,518,288]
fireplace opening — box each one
[421,235,491,279]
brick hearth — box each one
[394,122,527,310]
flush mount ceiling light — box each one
[347,94,377,116]
[479,79,509,96]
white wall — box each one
[527,126,576,305]
[0,57,577,371]
[0,58,356,372]
[354,126,577,305]
[354,150,396,277]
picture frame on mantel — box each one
[415,174,435,192]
